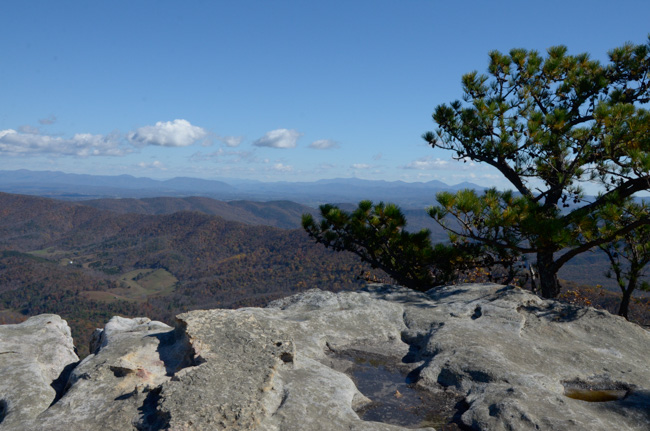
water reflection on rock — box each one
[328,350,466,430]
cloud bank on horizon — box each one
[0,121,347,157]
[0,128,129,157]
[0,118,364,181]
[0,119,211,156]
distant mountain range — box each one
[0,169,486,208]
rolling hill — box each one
[77,196,318,229]
[0,192,382,355]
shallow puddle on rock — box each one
[564,388,628,402]
[562,379,630,403]
[335,352,464,430]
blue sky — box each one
[1,0,648,188]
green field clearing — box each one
[27,247,68,260]
[82,268,178,303]
[27,247,59,256]
[26,248,92,266]
[136,268,178,292]
[23,248,178,303]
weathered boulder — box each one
[41,316,198,431]
[0,315,78,429]
[1,283,649,430]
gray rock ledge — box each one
[1,283,649,430]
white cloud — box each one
[128,119,207,147]
[373,153,383,160]
[0,129,129,157]
[351,163,371,169]
[273,163,293,172]
[70,133,128,156]
[403,156,449,170]
[218,135,244,148]
[308,139,339,150]
[252,129,301,149]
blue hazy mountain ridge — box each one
[0,169,484,207]
[0,170,235,196]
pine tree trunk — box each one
[618,277,636,321]
[618,291,631,320]
[537,251,561,298]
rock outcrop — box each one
[1,283,649,430]
[0,314,78,429]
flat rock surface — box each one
[1,284,649,430]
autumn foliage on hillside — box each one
[0,193,380,356]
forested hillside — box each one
[78,196,318,229]
[0,192,380,355]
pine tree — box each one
[425,39,650,298]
